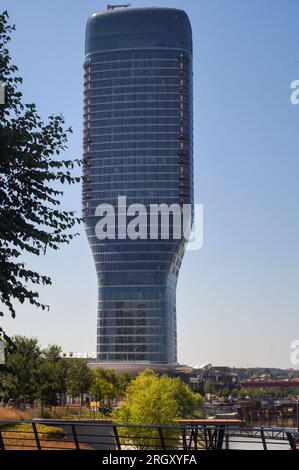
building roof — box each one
[85,7,192,55]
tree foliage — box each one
[36,345,68,408]
[91,371,114,403]
[0,337,133,409]
[66,360,93,404]
[112,369,203,449]
[0,336,69,407]
[0,338,107,409]
[1,336,41,405]
[90,368,132,403]
[203,378,215,395]
[0,11,81,337]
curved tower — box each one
[83,7,193,365]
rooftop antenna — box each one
[107,4,131,10]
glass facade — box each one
[83,7,193,364]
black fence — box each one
[0,420,298,451]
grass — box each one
[0,407,31,421]
[0,405,112,421]
[0,422,95,450]
[0,422,65,437]
[0,408,97,450]
[0,422,65,450]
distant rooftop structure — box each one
[62,352,96,359]
[107,3,130,10]
[193,363,212,370]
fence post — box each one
[158,427,166,450]
[193,428,198,450]
[113,425,122,450]
[206,428,214,450]
[203,428,208,450]
[0,430,5,450]
[216,426,225,450]
[32,422,41,451]
[225,431,229,450]
[71,424,80,450]
[260,428,267,450]
[286,432,297,451]
[182,428,187,451]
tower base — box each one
[86,361,193,376]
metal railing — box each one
[0,420,298,451]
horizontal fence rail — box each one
[0,420,298,451]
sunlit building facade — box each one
[83,7,193,364]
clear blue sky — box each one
[2,0,299,368]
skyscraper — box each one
[83,7,193,365]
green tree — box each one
[36,345,68,413]
[90,368,132,403]
[171,377,204,417]
[219,387,230,398]
[1,335,41,406]
[112,369,203,449]
[203,378,215,395]
[116,372,132,399]
[237,389,247,399]
[91,371,114,403]
[66,360,92,404]
[0,11,81,338]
